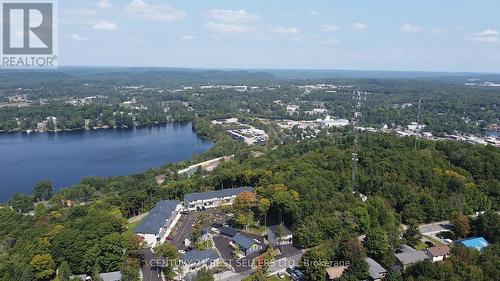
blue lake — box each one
[0,123,213,202]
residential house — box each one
[365,257,387,281]
[183,186,254,211]
[455,237,489,251]
[231,233,262,256]
[220,227,239,238]
[326,266,348,280]
[135,200,181,247]
[179,249,221,275]
[425,246,451,262]
[395,245,429,269]
[265,225,293,247]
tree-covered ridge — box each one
[0,128,498,280]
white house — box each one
[424,246,451,262]
[179,249,221,276]
[135,200,182,248]
[183,187,254,211]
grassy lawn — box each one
[423,235,444,246]
[266,275,291,281]
[415,241,428,250]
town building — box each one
[318,116,350,128]
[455,237,489,251]
[264,225,293,247]
[183,186,254,211]
[424,246,451,262]
[179,249,221,275]
[395,245,429,269]
[220,227,239,238]
[135,200,181,247]
[365,257,387,281]
[231,233,263,256]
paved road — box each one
[418,220,452,235]
[140,249,163,281]
[171,212,196,249]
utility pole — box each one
[414,94,422,150]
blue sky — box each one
[57,0,500,72]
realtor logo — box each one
[1,0,58,68]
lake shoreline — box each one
[0,122,213,202]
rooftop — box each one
[365,257,387,280]
[184,186,253,205]
[220,227,239,237]
[135,200,179,235]
[181,249,220,264]
[456,237,489,250]
[425,246,451,257]
[233,233,260,250]
[326,266,348,279]
[395,251,429,265]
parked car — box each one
[277,272,286,279]
[165,236,173,241]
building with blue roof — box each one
[231,233,262,256]
[455,237,489,251]
[184,186,253,211]
[135,200,181,247]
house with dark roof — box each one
[134,200,181,247]
[179,249,221,275]
[265,225,293,247]
[220,227,239,238]
[365,257,387,281]
[455,237,489,251]
[183,186,253,211]
[425,246,451,262]
[231,233,263,256]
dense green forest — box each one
[1,69,498,135]
[1,122,498,280]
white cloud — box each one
[180,35,196,40]
[208,9,258,23]
[470,29,499,43]
[92,20,118,31]
[69,34,87,41]
[97,0,112,9]
[432,27,446,35]
[204,22,257,34]
[400,24,423,33]
[476,29,498,36]
[270,26,300,35]
[317,37,339,45]
[352,22,367,31]
[126,0,186,22]
[322,25,339,32]
[309,10,319,16]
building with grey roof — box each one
[365,257,386,281]
[232,233,262,256]
[179,249,221,275]
[395,245,429,269]
[135,200,181,247]
[184,186,253,211]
